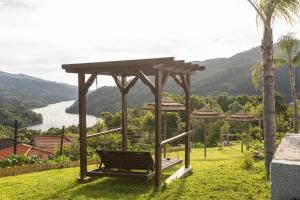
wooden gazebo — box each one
[143,96,185,158]
[226,110,258,152]
[62,57,204,189]
[191,105,225,158]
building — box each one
[32,135,73,154]
[0,143,52,160]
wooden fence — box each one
[0,159,98,178]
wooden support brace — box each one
[124,76,139,94]
[161,72,170,89]
[81,74,97,95]
[138,71,156,95]
[112,74,125,93]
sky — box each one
[0,0,299,87]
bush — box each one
[0,154,41,168]
[240,155,254,170]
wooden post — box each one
[14,120,17,155]
[163,116,167,158]
[204,119,207,159]
[185,74,191,168]
[59,126,65,156]
[154,70,162,190]
[121,76,128,151]
[78,73,87,180]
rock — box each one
[271,134,300,200]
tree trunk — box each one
[262,26,276,175]
[287,64,299,133]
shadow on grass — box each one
[192,158,233,162]
[44,177,154,200]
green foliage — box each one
[0,154,42,168]
[240,155,254,170]
[63,141,80,161]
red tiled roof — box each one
[32,135,73,153]
[0,143,52,160]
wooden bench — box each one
[86,149,182,181]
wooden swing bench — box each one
[86,149,182,181]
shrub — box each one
[240,155,254,170]
[0,154,41,168]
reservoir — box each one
[27,100,97,131]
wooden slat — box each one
[160,131,191,146]
[86,127,122,139]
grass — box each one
[0,144,270,200]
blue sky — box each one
[0,0,299,86]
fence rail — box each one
[0,159,98,178]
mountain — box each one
[0,71,77,127]
[0,71,77,108]
[66,45,298,116]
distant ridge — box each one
[0,71,77,108]
[66,45,299,116]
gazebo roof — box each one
[62,57,204,76]
[227,110,257,122]
[191,105,226,119]
[143,96,186,112]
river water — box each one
[27,100,97,131]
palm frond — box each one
[251,62,262,89]
[272,0,300,25]
[273,58,288,68]
[292,51,300,67]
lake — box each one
[27,100,98,131]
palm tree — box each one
[251,34,300,133]
[247,0,300,175]
[275,33,300,133]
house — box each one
[0,143,52,160]
[32,135,73,154]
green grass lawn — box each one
[0,144,270,200]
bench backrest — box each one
[96,150,154,172]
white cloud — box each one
[0,0,299,86]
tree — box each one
[247,0,300,174]
[275,33,300,133]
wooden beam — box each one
[154,70,162,190]
[184,74,191,168]
[160,131,191,146]
[139,71,156,95]
[112,74,124,93]
[82,74,97,95]
[78,73,88,180]
[124,76,139,94]
[165,166,192,184]
[86,127,122,139]
[121,76,128,151]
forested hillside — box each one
[66,45,299,116]
[0,71,77,127]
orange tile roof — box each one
[32,135,73,153]
[0,143,52,160]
